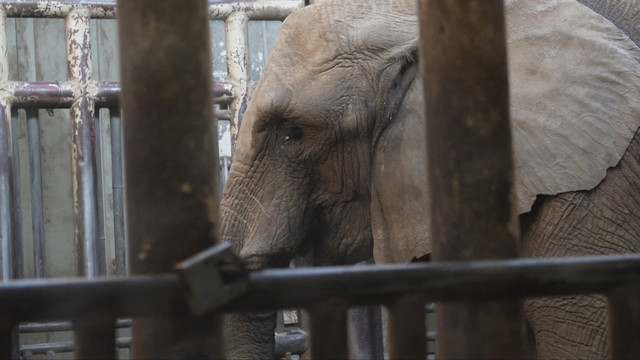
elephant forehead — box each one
[276,0,417,69]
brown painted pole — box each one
[386,295,426,359]
[308,298,349,360]
[418,1,525,358]
[118,0,223,358]
[608,283,640,359]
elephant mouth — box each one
[241,253,291,270]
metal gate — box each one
[1,0,639,359]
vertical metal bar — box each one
[386,295,426,360]
[10,110,23,280]
[26,109,45,278]
[66,7,99,277]
[94,110,107,276]
[0,9,13,282]
[308,298,348,360]
[74,315,116,359]
[348,306,384,360]
[225,11,249,149]
[119,0,223,358]
[0,106,12,281]
[0,321,17,360]
[109,108,126,276]
[418,1,524,359]
[608,283,640,359]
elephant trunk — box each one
[220,159,309,358]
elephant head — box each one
[220,0,640,358]
[220,0,426,270]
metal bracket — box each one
[175,242,249,315]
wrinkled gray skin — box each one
[220,0,640,358]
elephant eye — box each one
[282,125,303,142]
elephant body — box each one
[220,0,640,358]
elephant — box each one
[219,0,640,358]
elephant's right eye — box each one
[282,125,303,142]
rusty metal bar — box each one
[1,0,303,20]
[109,108,126,276]
[25,109,46,278]
[119,0,222,357]
[308,298,348,360]
[1,255,640,322]
[225,11,249,148]
[67,7,99,277]
[386,295,426,360]
[73,315,116,359]
[419,1,524,358]
[9,81,234,107]
[608,283,640,359]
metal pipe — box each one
[10,81,235,107]
[0,105,13,281]
[94,111,107,276]
[20,337,131,355]
[67,7,99,277]
[0,322,17,360]
[308,298,348,359]
[207,0,304,20]
[109,108,126,276]
[225,11,249,148]
[418,1,524,358]
[10,110,23,280]
[118,0,223,357]
[386,295,426,360]
[347,306,384,360]
[608,283,640,359]
[1,255,640,322]
[73,315,116,359]
[20,318,131,333]
[1,0,303,20]
[26,109,45,278]
[0,7,13,282]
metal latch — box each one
[175,242,249,315]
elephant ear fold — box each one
[507,0,640,214]
[370,80,432,264]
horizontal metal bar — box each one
[19,318,131,333]
[9,81,234,107]
[1,0,303,19]
[20,337,131,354]
[2,255,640,322]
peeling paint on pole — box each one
[66,6,99,277]
[226,11,249,149]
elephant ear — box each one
[371,78,431,264]
[507,0,640,213]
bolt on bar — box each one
[419,1,524,358]
[118,0,223,357]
